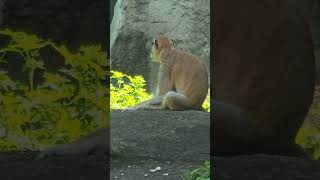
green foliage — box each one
[202,89,210,112]
[0,29,108,151]
[110,71,151,109]
[183,161,210,180]
[296,86,320,160]
[296,128,320,160]
[0,29,51,91]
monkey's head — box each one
[151,35,174,63]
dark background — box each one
[1,0,109,52]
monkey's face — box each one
[151,36,174,63]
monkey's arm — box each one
[124,65,174,111]
[36,128,109,160]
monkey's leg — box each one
[36,128,109,160]
[212,101,257,156]
[162,91,195,110]
[123,96,165,110]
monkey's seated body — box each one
[126,35,208,111]
[36,35,208,159]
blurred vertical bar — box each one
[211,0,215,179]
[0,0,110,179]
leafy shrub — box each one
[202,89,210,112]
[183,161,210,180]
[296,128,320,159]
[296,86,320,160]
[110,71,151,109]
[0,29,108,150]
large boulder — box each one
[110,110,210,179]
[110,0,210,92]
[110,110,210,161]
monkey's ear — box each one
[171,38,175,45]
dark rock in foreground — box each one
[213,154,320,180]
[0,151,108,180]
[2,111,319,179]
[0,110,210,180]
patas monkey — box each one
[126,35,208,111]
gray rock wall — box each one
[110,0,118,23]
[111,0,210,93]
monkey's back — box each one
[171,49,209,107]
